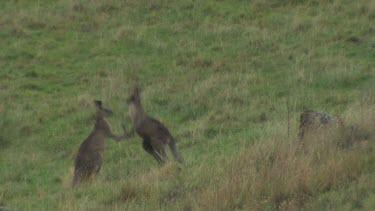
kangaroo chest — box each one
[87,132,106,154]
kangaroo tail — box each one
[169,137,183,164]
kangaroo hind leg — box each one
[154,147,168,165]
[71,171,80,188]
[142,139,164,165]
[168,137,183,163]
[72,167,85,188]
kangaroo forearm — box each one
[110,128,135,141]
[109,133,127,141]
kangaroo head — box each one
[127,86,145,126]
[94,100,113,118]
[127,86,141,105]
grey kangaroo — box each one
[127,87,183,165]
[298,110,345,141]
[72,100,126,188]
[298,110,332,140]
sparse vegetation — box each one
[0,0,374,210]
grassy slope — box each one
[0,0,374,210]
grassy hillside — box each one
[0,0,374,210]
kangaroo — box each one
[298,110,333,140]
[127,87,183,165]
[72,100,127,188]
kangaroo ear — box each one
[94,100,103,108]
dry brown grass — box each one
[193,102,374,210]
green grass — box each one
[0,0,374,210]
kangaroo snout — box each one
[103,108,113,116]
